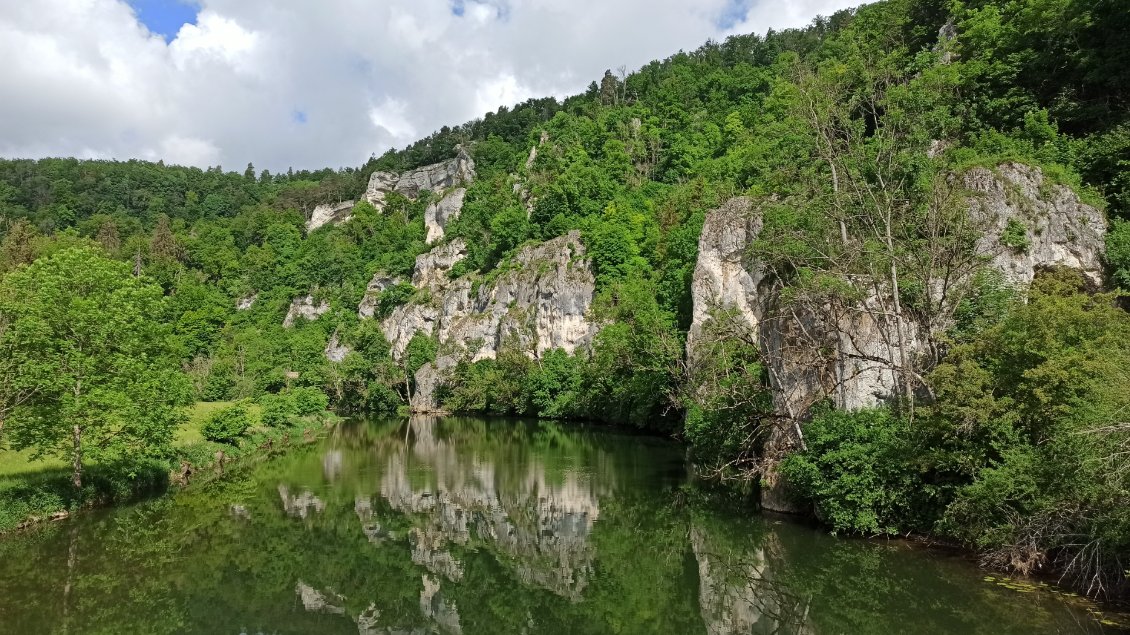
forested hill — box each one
[3,0,1130,600]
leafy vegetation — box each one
[200,404,253,444]
[784,271,1130,596]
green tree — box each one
[0,247,190,488]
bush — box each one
[290,387,329,416]
[201,404,253,444]
[258,392,297,427]
[999,218,1030,252]
[1107,219,1130,289]
[780,407,927,535]
[375,282,416,319]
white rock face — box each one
[283,295,330,328]
[687,163,1107,511]
[686,197,763,357]
[306,200,355,233]
[363,171,399,209]
[362,148,475,245]
[357,273,403,320]
[412,239,467,290]
[368,232,597,411]
[424,188,466,244]
[236,293,257,311]
[399,146,475,199]
[324,331,351,363]
[966,162,1106,287]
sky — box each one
[0,0,860,172]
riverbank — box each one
[0,401,340,534]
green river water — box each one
[0,416,1123,634]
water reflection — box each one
[0,416,1122,634]
[375,416,603,600]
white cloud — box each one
[0,0,860,171]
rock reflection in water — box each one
[278,484,326,518]
[692,525,815,635]
[0,416,1119,635]
[378,416,604,600]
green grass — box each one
[178,401,264,445]
[0,400,328,532]
[0,448,67,480]
[0,402,263,481]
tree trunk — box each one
[71,425,82,490]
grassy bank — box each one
[0,400,337,533]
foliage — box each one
[781,407,926,535]
[257,393,297,428]
[999,218,1029,252]
[783,271,1130,595]
[289,387,330,417]
[580,278,683,429]
[0,247,190,488]
[200,403,254,444]
[1107,219,1130,289]
[682,309,774,477]
[932,270,1130,594]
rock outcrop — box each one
[687,163,1107,510]
[966,162,1106,287]
[370,232,597,411]
[283,295,330,328]
[306,200,356,233]
[324,331,351,362]
[357,273,403,320]
[364,147,475,244]
[412,239,467,290]
[424,188,466,244]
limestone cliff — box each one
[966,162,1105,287]
[368,231,598,412]
[687,163,1107,510]
[364,147,475,244]
[304,148,474,236]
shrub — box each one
[201,404,253,444]
[290,387,329,416]
[376,282,416,319]
[258,392,297,427]
[1107,219,1130,289]
[780,407,927,535]
[999,217,1030,252]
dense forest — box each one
[3,0,1130,600]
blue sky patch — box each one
[451,0,511,21]
[716,0,754,29]
[292,110,308,125]
[128,0,199,41]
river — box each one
[0,417,1122,634]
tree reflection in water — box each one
[0,416,1119,635]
